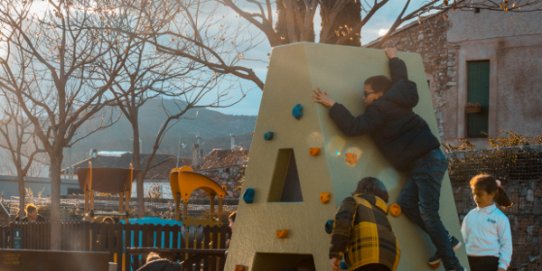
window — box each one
[466,60,490,138]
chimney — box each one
[230,134,235,150]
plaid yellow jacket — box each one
[330,194,400,271]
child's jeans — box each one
[397,148,461,270]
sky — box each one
[210,2,406,116]
[0,1,414,117]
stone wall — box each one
[448,145,542,271]
[370,9,542,143]
[368,12,454,139]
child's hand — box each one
[312,88,336,108]
[385,47,397,59]
[330,257,341,271]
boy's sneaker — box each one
[427,236,462,269]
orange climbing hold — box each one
[320,192,331,204]
[388,203,402,217]
[276,229,289,238]
[309,147,321,156]
[344,152,358,167]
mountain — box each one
[63,98,256,166]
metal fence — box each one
[0,222,230,271]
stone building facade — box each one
[368,8,542,271]
[369,8,542,146]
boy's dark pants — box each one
[397,148,461,270]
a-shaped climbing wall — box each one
[225,43,469,271]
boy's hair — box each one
[354,177,389,203]
[470,173,512,208]
[229,211,237,222]
[364,75,392,93]
[25,203,37,215]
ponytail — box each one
[495,186,513,208]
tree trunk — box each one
[49,151,63,250]
[319,0,361,46]
[17,175,25,219]
[133,127,144,217]
[275,0,315,44]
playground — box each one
[3,44,540,271]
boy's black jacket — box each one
[329,57,440,171]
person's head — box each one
[228,211,237,229]
[469,173,512,208]
[363,76,391,106]
[25,203,38,221]
[146,251,161,263]
[354,177,389,203]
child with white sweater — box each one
[461,173,513,271]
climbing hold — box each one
[292,104,303,120]
[339,261,348,270]
[388,203,402,217]
[344,152,358,167]
[276,229,289,238]
[320,192,331,204]
[234,265,247,271]
[263,131,274,141]
[243,188,255,204]
[309,147,321,156]
[325,219,334,234]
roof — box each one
[69,152,191,180]
[198,148,249,170]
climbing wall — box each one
[225,43,469,271]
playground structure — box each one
[224,43,469,270]
[169,166,226,226]
[77,161,137,222]
[76,160,227,226]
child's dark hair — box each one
[364,76,392,93]
[354,177,389,203]
[470,173,512,208]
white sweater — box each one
[461,204,512,270]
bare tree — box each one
[145,0,542,90]
[0,43,44,218]
[0,0,125,248]
[107,0,266,90]
[95,0,242,216]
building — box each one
[369,7,542,147]
[197,147,249,198]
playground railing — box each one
[0,221,231,271]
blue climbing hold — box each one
[243,188,255,203]
[339,261,348,270]
[292,104,303,120]
[325,219,334,234]
[263,131,274,141]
